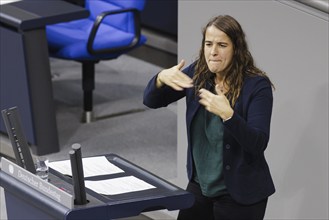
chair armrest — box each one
[87,8,141,55]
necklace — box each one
[215,77,225,93]
[218,84,225,93]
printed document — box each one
[85,176,156,195]
[0,0,22,5]
[48,156,124,177]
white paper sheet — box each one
[48,156,124,177]
[85,176,156,195]
[0,0,22,5]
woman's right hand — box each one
[156,60,193,91]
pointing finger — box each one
[199,89,213,97]
[176,59,185,70]
[215,84,223,95]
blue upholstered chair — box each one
[46,0,147,123]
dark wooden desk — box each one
[0,0,89,155]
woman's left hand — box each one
[198,85,234,120]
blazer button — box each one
[225,165,231,170]
[225,144,231,149]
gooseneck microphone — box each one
[69,143,87,205]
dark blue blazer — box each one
[143,63,275,205]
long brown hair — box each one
[193,15,274,106]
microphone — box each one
[69,143,87,205]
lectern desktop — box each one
[1,155,194,220]
[0,107,194,219]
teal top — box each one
[191,106,227,197]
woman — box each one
[143,15,275,220]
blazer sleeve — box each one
[224,76,273,155]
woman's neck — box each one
[214,74,228,93]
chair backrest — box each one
[86,0,146,33]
